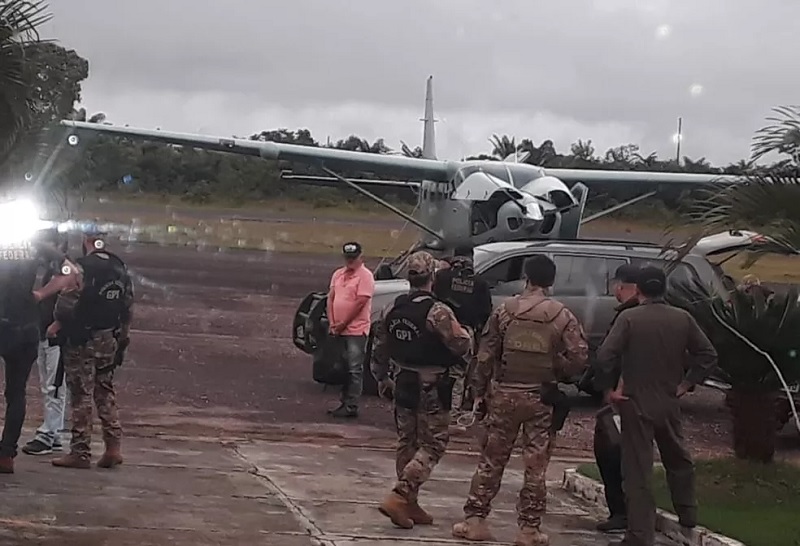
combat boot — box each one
[514,526,549,546]
[406,497,433,525]
[452,517,495,541]
[0,456,13,474]
[97,439,123,468]
[378,491,414,529]
[52,453,91,469]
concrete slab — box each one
[237,441,682,545]
[0,436,312,546]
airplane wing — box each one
[60,121,454,182]
[543,168,741,185]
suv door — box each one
[550,254,627,354]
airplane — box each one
[59,76,742,262]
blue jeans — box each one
[34,341,67,448]
[338,335,367,410]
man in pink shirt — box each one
[326,242,375,418]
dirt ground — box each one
[16,221,799,464]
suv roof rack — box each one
[523,238,665,251]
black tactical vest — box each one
[435,262,482,329]
[385,291,456,368]
[0,240,41,349]
[73,251,130,331]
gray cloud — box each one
[43,0,800,165]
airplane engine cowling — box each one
[519,176,577,211]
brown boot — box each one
[378,491,414,529]
[514,526,549,546]
[97,440,123,469]
[406,498,433,525]
[52,453,91,469]
[0,457,13,474]
[452,517,495,541]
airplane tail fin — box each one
[421,75,437,160]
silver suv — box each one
[292,232,796,421]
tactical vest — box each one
[498,297,566,385]
[0,240,40,348]
[385,291,458,369]
[436,262,483,330]
[73,251,130,331]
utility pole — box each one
[675,117,682,165]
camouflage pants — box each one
[463,389,553,528]
[393,378,450,501]
[451,334,478,415]
[63,330,122,457]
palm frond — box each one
[0,0,53,163]
[681,172,800,254]
[667,280,800,390]
[751,105,800,164]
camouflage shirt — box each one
[472,286,589,398]
[371,291,473,382]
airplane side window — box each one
[552,255,620,297]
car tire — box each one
[362,329,378,396]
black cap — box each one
[636,265,667,296]
[612,264,640,284]
[342,241,362,258]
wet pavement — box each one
[2,433,679,545]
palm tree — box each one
[489,134,515,159]
[0,0,52,166]
[665,106,800,462]
[666,281,800,462]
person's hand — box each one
[378,378,395,399]
[604,388,629,406]
[330,322,345,335]
[46,320,61,339]
[676,381,692,398]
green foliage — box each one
[674,104,800,263]
[666,280,800,391]
[0,0,51,165]
[578,460,800,546]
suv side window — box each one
[552,255,626,297]
[480,254,527,296]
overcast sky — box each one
[43,0,798,166]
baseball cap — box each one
[342,241,362,258]
[406,251,435,277]
[636,266,667,295]
[612,264,641,284]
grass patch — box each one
[577,460,800,546]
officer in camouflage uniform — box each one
[433,244,492,422]
[43,228,134,469]
[452,254,588,546]
[371,251,473,530]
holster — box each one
[540,382,571,433]
[394,370,420,410]
[394,368,454,411]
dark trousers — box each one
[0,342,38,458]
[338,334,367,409]
[593,416,626,519]
[619,400,697,546]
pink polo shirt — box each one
[329,264,375,336]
